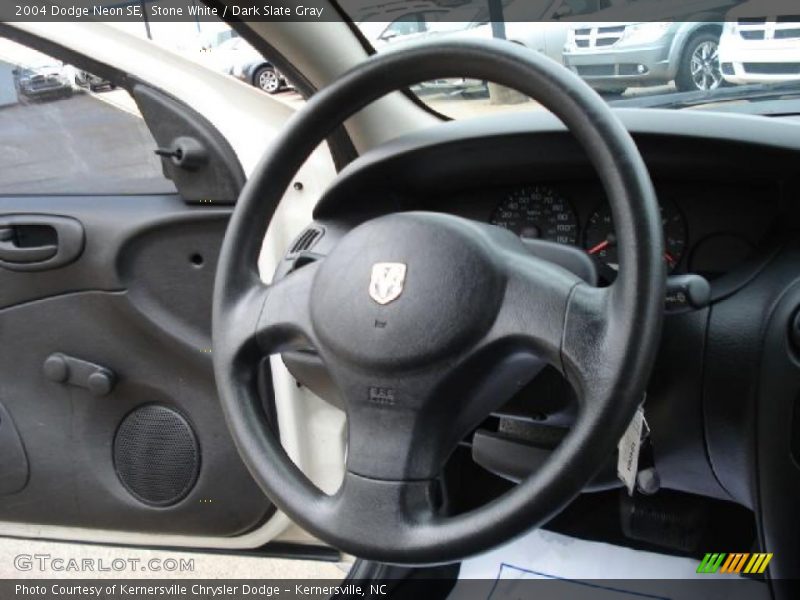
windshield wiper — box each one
[609,81,800,110]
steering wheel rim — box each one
[212,39,665,564]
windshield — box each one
[345,0,800,118]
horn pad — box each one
[310,213,505,371]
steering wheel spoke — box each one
[561,282,615,402]
[256,261,320,354]
[333,472,440,542]
[488,233,623,409]
[489,239,584,367]
[321,347,511,483]
[337,368,449,481]
[217,261,321,370]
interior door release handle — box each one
[0,227,58,263]
[0,216,84,272]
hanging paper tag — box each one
[617,406,646,495]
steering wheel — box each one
[212,39,665,564]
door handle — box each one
[0,227,57,263]
[0,216,84,272]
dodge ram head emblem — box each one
[369,263,407,305]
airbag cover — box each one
[310,213,505,371]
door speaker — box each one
[113,404,200,507]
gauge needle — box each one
[587,240,610,255]
[664,251,676,265]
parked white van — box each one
[719,0,800,84]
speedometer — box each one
[490,185,578,245]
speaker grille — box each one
[113,404,200,507]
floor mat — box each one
[449,529,770,600]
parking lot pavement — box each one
[0,537,347,579]
[0,90,169,195]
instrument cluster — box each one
[428,177,790,285]
[488,184,688,280]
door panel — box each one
[0,195,273,536]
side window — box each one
[0,36,174,195]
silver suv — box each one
[563,22,725,93]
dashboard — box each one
[296,108,800,583]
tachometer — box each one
[490,185,578,245]
[584,198,687,273]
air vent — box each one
[288,226,323,257]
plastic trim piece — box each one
[133,85,246,204]
[0,401,29,496]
